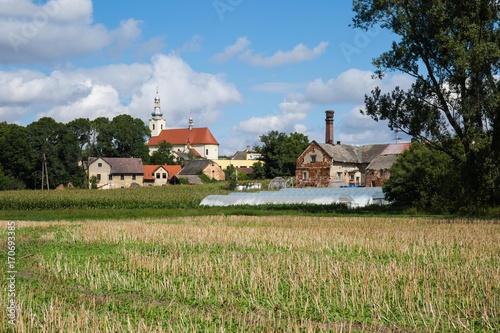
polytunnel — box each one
[200,187,386,208]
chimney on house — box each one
[325,110,334,144]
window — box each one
[162,173,167,179]
[152,124,155,130]
[206,149,209,155]
[108,175,113,181]
[98,163,102,167]
[303,172,308,180]
[96,174,101,181]
[156,173,160,179]
[132,175,136,181]
[337,172,342,179]
[120,174,125,180]
[311,155,317,163]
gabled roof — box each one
[365,143,410,171]
[178,159,219,175]
[89,157,143,174]
[317,142,388,164]
[232,150,247,160]
[143,164,182,181]
[366,154,399,171]
[147,127,219,146]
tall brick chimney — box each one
[325,110,334,144]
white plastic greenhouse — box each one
[200,187,387,208]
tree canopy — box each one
[353,0,500,208]
[0,115,151,190]
[255,131,309,178]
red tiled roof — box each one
[163,165,182,177]
[381,143,411,155]
[143,165,182,181]
[189,147,201,157]
[147,128,219,146]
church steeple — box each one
[188,113,193,130]
[152,87,163,118]
[149,87,166,137]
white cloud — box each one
[41,84,126,123]
[212,37,250,62]
[235,98,312,137]
[175,35,204,54]
[303,69,414,105]
[128,54,242,127]
[241,41,329,68]
[0,54,242,127]
[0,0,145,63]
[213,37,328,67]
[235,69,414,145]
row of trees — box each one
[0,114,308,190]
[0,115,158,190]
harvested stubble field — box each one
[0,216,499,332]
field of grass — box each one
[1,216,499,332]
[0,184,406,221]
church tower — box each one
[149,88,166,137]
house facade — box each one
[178,159,225,182]
[364,143,410,186]
[296,110,409,188]
[143,165,182,186]
[88,157,144,189]
[146,90,219,160]
[214,146,264,174]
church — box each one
[146,90,220,160]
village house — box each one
[146,90,219,160]
[143,164,182,186]
[295,110,409,187]
[214,146,264,176]
[364,143,410,186]
[88,157,144,189]
[176,159,225,183]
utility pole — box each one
[41,153,49,190]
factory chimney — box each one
[325,110,334,144]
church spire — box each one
[149,87,166,137]
[152,87,162,118]
[188,112,193,130]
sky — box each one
[0,0,413,156]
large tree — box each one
[26,117,86,189]
[256,131,309,178]
[149,140,176,165]
[353,0,500,206]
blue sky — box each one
[0,0,412,155]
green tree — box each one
[27,117,85,189]
[0,165,25,190]
[90,115,150,160]
[383,142,461,213]
[110,114,150,159]
[224,165,237,190]
[150,141,176,165]
[250,161,266,180]
[353,0,500,207]
[0,122,33,188]
[91,117,113,157]
[256,131,309,178]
